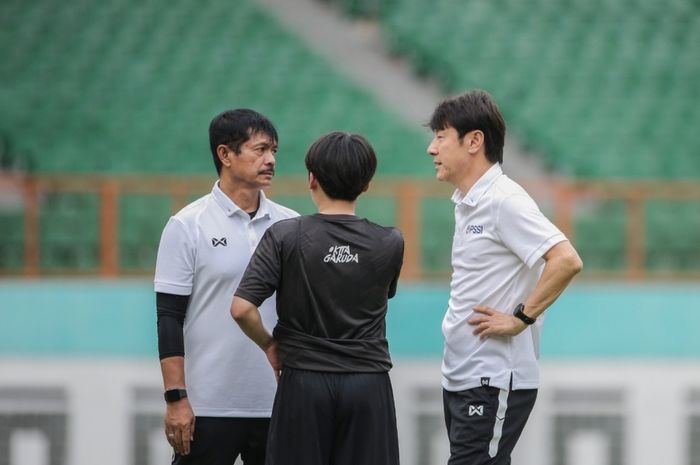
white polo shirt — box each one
[154,182,298,417]
[442,163,566,392]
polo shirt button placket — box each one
[247,221,258,252]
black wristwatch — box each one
[513,303,536,325]
[164,388,188,403]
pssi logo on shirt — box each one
[324,245,359,263]
[465,225,484,234]
[211,237,227,247]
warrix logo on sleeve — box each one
[324,245,359,263]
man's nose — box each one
[427,140,438,156]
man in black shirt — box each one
[231,131,404,465]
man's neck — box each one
[455,160,496,194]
[316,198,356,215]
[218,177,260,213]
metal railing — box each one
[1,172,699,280]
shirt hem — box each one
[192,408,272,418]
[442,377,540,391]
[510,381,540,390]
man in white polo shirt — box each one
[426,90,583,465]
[154,109,297,465]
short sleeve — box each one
[154,217,195,295]
[388,229,404,299]
[235,227,282,306]
[496,194,567,268]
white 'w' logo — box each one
[324,245,359,264]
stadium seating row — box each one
[1,0,698,273]
[0,0,433,272]
[380,0,700,179]
[0,0,430,176]
[328,0,700,270]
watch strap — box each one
[164,388,187,403]
[513,303,536,325]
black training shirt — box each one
[235,213,404,372]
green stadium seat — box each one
[646,202,700,271]
[357,197,397,226]
[420,198,454,273]
[574,202,627,271]
[119,195,172,270]
[0,211,25,270]
[38,194,100,270]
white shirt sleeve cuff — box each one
[524,234,567,269]
[154,281,192,295]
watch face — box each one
[164,389,186,402]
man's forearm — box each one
[523,241,583,319]
[231,296,274,350]
[160,356,186,390]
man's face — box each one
[226,131,277,189]
[426,126,470,185]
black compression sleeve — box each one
[156,292,190,360]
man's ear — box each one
[466,130,485,155]
[308,172,318,189]
[217,145,232,167]
[361,183,370,193]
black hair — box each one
[304,131,377,202]
[428,90,506,164]
[208,109,278,174]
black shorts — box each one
[172,417,269,465]
[443,384,537,465]
[265,368,400,465]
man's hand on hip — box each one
[468,305,527,340]
[264,339,282,382]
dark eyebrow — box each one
[252,141,275,149]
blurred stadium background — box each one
[1,0,699,463]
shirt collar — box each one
[451,163,503,206]
[211,181,271,220]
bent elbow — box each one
[554,241,583,276]
[230,298,247,322]
[231,309,245,323]
[567,252,583,276]
[231,296,259,324]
